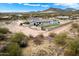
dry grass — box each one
[22,39,62,56]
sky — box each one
[0,3,79,12]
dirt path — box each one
[44,23,71,36]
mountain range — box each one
[0,7,79,16]
[31,7,79,16]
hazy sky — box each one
[0,3,79,12]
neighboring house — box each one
[56,16,70,19]
[0,16,12,20]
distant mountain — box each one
[37,7,79,16]
[64,8,76,12]
[39,8,64,13]
[43,8,62,11]
[0,7,79,16]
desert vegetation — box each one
[0,28,10,34]
[23,22,79,56]
[0,22,79,56]
[0,28,29,56]
[0,13,79,56]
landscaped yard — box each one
[43,24,60,28]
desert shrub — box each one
[54,33,68,46]
[0,33,7,41]
[64,38,79,56]
[33,34,44,45]
[70,23,79,37]
[49,33,56,37]
[36,34,44,38]
[10,32,28,47]
[33,38,42,45]
[5,43,21,56]
[0,28,10,34]
[71,23,79,32]
[0,42,21,56]
[41,27,46,30]
[29,35,35,39]
[19,23,23,26]
[71,23,79,29]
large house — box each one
[22,18,60,27]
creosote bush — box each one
[33,38,42,45]
[33,34,44,45]
[10,32,28,47]
[36,34,44,38]
[49,33,56,37]
[71,23,79,29]
[0,28,10,34]
[64,38,79,56]
[54,33,68,46]
[5,43,21,56]
[29,35,35,39]
[71,23,79,32]
[0,42,21,56]
[70,23,79,37]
